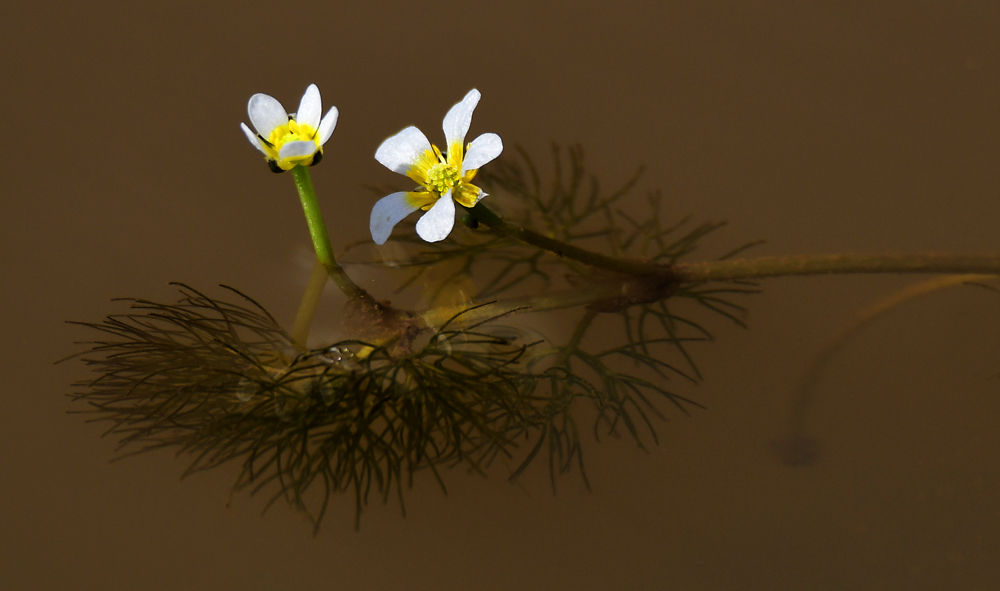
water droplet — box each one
[235,377,258,402]
[320,346,342,364]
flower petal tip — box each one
[414,191,456,242]
[240,122,266,154]
[247,93,288,137]
[318,106,339,145]
[375,127,432,174]
[442,90,482,147]
[370,192,424,245]
[296,84,323,129]
[461,132,503,174]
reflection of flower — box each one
[241,84,339,173]
[370,89,503,244]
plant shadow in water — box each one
[66,146,757,531]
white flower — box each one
[370,89,503,244]
[240,84,339,172]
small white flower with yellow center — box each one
[370,89,503,244]
[240,84,339,172]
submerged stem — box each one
[290,258,329,349]
[771,271,998,467]
[291,166,369,301]
[673,254,1000,283]
[788,273,998,432]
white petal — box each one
[318,106,339,145]
[278,140,317,160]
[375,126,432,174]
[248,93,288,137]
[460,133,503,175]
[296,84,322,129]
[442,89,481,148]
[370,192,423,245]
[240,122,266,154]
[415,191,456,243]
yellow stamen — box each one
[426,160,460,194]
[261,119,322,170]
[409,142,476,198]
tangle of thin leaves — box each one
[67,146,759,531]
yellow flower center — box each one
[426,160,460,195]
[267,119,319,154]
[406,143,482,208]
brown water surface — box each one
[2,1,999,588]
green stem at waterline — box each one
[291,166,368,301]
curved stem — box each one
[787,273,997,432]
[291,166,369,301]
[770,271,998,467]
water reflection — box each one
[5,1,1000,587]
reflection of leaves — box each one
[66,283,722,530]
[480,143,759,415]
[67,146,763,531]
[69,286,545,530]
[480,144,746,267]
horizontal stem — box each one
[673,253,1000,283]
[419,252,1000,329]
[469,204,1000,286]
[469,202,673,277]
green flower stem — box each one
[468,202,674,277]
[672,253,1000,283]
[290,166,368,301]
[289,258,329,349]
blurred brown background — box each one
[2,0,999,588]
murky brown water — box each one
[2,1,999,588]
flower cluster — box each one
[241,86,502,243]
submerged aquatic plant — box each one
[66,85,1000,531]
[68,285,548,528]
